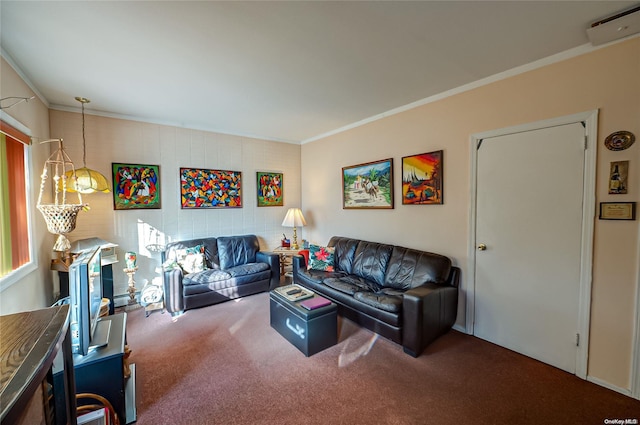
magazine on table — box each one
[299,296,331,310]
[275,284,314,302]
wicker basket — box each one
[36,139,86,250]
[37,204,84,235]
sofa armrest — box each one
[402,280,459,357]
[163,267,185,315]
[257,251,280,290]
[445,265,461,288]
[292,254,306,274]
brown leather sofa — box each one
[293,236,459,357]
[162,235,280,316]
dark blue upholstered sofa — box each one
[162,235,280,316]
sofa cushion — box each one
[351,241,393,287]
[384,246,452,290]
[354,291,402,313]
[324,277,359,295]
[217,235,259,269]
[183,269,232,285]
[226,262,269,277]
[314,283,402,327]
[325,275,380,294]
[298,268,344,286]
[308,244,335,271]
[175,245,207,274]
[328,236,360,274]
[164,238,220,270]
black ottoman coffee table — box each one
[270,285,337,357]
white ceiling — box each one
[1,1,637,143]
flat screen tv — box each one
[69,247,110,355]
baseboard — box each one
[452,323,468,334]
[113,293,139,307]
[587,375,633,398]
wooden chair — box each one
[76,393,120,425]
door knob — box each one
[477,243,487,251]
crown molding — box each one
[301,34,640,144]
[0,48,49,108]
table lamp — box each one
[282,208,306,250]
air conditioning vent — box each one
[587,5,640,46]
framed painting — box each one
[342,158,393,209]
[257,172,283,207]
[402,150,443,205]
[112,163,161,210]
[180,168,242,209]
[608,160,628,194]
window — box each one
[0,119,34,287]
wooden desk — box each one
[0,305,76,425]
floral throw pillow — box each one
[175,245,207,274]
[308,244,335,272]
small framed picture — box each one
[257,172,283,207]
[599,202,636,220]
[112,163,161,210]
[608,160,629,194]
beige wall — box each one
[0,57,54,314]
[301,38,640,391]
[49,111,301,295]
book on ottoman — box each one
[300,296,331,310]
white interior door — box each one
[474,122,585,373]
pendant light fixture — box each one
[65,97,110,194]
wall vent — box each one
[587,5,640,46]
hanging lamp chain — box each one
[76,96,90,168]
[82,101,86,167]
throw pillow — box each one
[175,245,207,274]
[308,244,335,272]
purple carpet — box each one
[124,292,640,424]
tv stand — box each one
[54,312,136,424]
[88,319,111,351]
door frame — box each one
[466,110,598,379]
[632,230,640,399]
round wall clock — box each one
[604,131,635,151]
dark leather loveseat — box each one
[293,236,459,357]
[162,234,280,316]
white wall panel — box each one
[50,112,300,296]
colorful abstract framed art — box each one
[402,150,443,205]
[257,172,283,207]
[342,158,394,209]
[112,163,161,210]
[180,168,242,209]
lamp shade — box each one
[64,167,111,194]
[61,96,111,194]
[282,208,306,227]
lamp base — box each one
[292,227,299,250]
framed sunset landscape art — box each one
[402,150,443,205]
